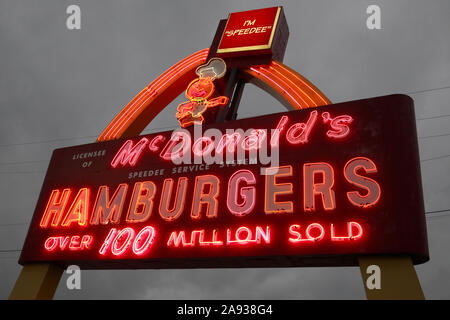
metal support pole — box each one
[216,67,240,123]
[225,79,245,121]
[9,263,64,300]
[358,256,425,300]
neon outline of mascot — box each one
[176,58,229,127]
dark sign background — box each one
[19,94,428,269]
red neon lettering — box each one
[264,166,293,214]
[255,226,271,244]
[270,115,289,148]
[192,136,215,157]
[159,177,188,221]
[61,188,90,227]
[132,226,156,255]
[229,226,252,244]
[167,230,189,247]
[59,236,70,250]
[191,230,206,245]
[306,223,325,241]
[111,138,149,168]
[111,227,135,256]
[242,129,267,151]
[68,236,81,250]
[57,236,70,250]
[44,237,58,251]
[215,132,242,154]
[344,157,381,208]
[322,112,353,139]
[199,229,223,246]
[167,229,224,247]
[44,235,93,252]
[159,131,191,161]
[90,184,128,225]
[167,227,270,247]
[148,135,165,152]
[100,226,155,256]
[80,235,93,250]
[45,236,60,251]
[126,181,156,223]
[286,110,318,144]
[331,222,363,241]
[190,175,220,219]
[99,228,117,255]
[40,189,71,228]
[227,169,256,216]
[288,225,301,243]
[195,229,222,246]
[303,162,336,212]
[288,224,325,242]
[226,226,271,245]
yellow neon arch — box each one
[97,48,331,142]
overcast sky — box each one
[1,0,449,299]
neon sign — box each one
[176,58,229,128]
[19,94,428,269]
[38,157,381,229]
[111,110,353,168]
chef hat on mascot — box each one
[195,58,227,80]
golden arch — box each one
[97,48,331,142]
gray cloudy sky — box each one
[1,0,449,299]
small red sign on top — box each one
[217,7,281,56]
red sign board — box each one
[217,7,282,57]
[19,94,428,269]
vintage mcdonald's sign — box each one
[20,94,428,268]
[19,7,428,270]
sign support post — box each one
[358,256,425,300]
[9,263,63,300]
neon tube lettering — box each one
[331,222,363,241]
[111,227,135,256]
[242,129,267,151]
[264,166,293,214]
[167,230,189,247]
[99,228,117,255]
[132,226,156,255]
[198,229,223,246]
[44,235,93,252]
[159,177,188,221]
[111,138,149,168]
[344,157,381,208]
[321,112,353,139]
[286,110,318,144]
[126,181,156,223]
[270,115,289,147]
[90,184,128,225]
[190,175,220,219]
[215,132,242,154]
[148,135,165,152]
[227,169,256,216]
[303,162,336,212]
[226,226,271,245]
[159,131,191,161]
[288,223,325,242]
[61,188,90,227]
[79,235,93,250]
[192,136,215,157]
[40,188,71,228]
